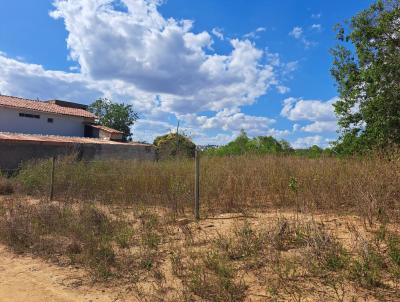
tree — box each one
[153,132,196,160]
[88,98,139,141]
[331,0,400,153]
[203,131,294,156]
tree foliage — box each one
[153,132,196,160]
[331,0,400,153]
[88,98,139,141]
[203,130,293,156]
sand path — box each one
[0,245,125,302]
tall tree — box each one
[331,0,400,153]
[88,98,139,141]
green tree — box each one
[203,131,294,156]
[331,0,400,153]
[153,132,196,160]
[88,98,139,141]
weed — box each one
[0,175,14,195]
[215,222,265,261]
[303,226,348,273]
[187,251,247,302]
[349,242,384,288]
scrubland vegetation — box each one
[0,152,399,301]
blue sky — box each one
[0,0,374,147]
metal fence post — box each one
[49,156,55,201]
[194,149,200,220]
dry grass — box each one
[1,154,400,300]
[0,198,399,301]
[0,174,14,195]
[14,154,400,222]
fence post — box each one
[194,148,200,220]
[49,156,55,201]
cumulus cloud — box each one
[50,0,280,114]
[0,55,100,102]
[281,97,338,134]
[292,135,324,148]
[281,97,337,122]
[179,108,274,132]
[292,135,335,148]
[0,0,298,145]
[301,121,337,133]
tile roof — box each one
[0,132,148,146]
[90,124,124,134]
[0,95,96,119]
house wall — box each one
[0,107,88,137]
[0,141,156,171]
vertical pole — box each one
[49,156,55,201]
[194,148,200,220]
[175,120,180,158]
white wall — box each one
[0,107,87,137]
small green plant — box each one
[349,243,384,288]
[288,177,298,193]
[114,224,134,248]
[215,222,265,261]
[186,251,247,302]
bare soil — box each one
[0,209,399,301]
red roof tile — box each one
[90,124,123,134]
[0,95,96,119]
[0,132,148,146]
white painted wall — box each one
[0,106,87,137]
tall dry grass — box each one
[14,154,400,221]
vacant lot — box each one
[0,154,399,301]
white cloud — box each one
[311,13,322,19]
[0,0,299,145]
[281,97,338,134]
[311,24,322,31]
[0,55,101,102]
[211,27,224,40]
[289,26,303,39]
[50,0,281,114]
[243,27,266,39]
[301,121,337,133]
[131,119,176,143]
[276,85,290,94]
[179,108,275,132]
[292,135,324,148]
[288,26,316,48]
[281,97,337,122]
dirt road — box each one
[0,245,124,302]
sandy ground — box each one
[0,245,125,302]
[0,209,398,302]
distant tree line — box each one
[202,130,333,158]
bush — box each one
[0,175,14,195]
[154,133,196,160]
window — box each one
[47,118,54,123]
[19,113,40,119]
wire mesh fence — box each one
[3,153,400,221]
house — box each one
[0,95,156,170]
[85,125,124,141]
[0,95,122,141]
